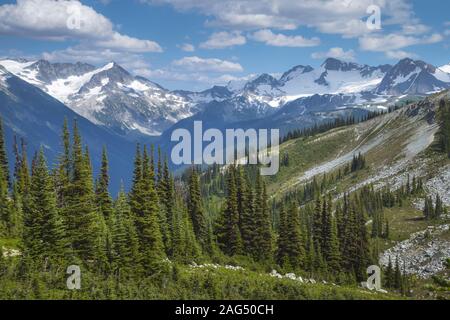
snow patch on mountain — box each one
[2,57,449,138]
[46,62,114,103]
[0,59,40,86]
[439,63,450,74]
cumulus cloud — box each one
[94,33,162,53]
[145,0,416,37]
[200,31,246,49]
[251,29,320,47]
[312,47,356,62]
[172,56,243,73]
[0,0,162,52]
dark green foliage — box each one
[0,114,417,299]
[187,167,210,252]
[215,167,242,256]
[96,147,113,220]
[385,257,394,288]
[237,167,255,256]
[321,197,340,272]
[171,198,201,263]
[281,110,387,144]
[277,202,305,271]
[351,152,366,172]
[436,99,450,158]
[0,163,12,237]
[156,152,172,254]
[0,117,10,187]
[111,187,140,274]
[132,146,166,273]
[60,120,106,267]
[424,194,445,220]
[252,173,273,261]
[22,149,65,262]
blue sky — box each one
[0,0,449,90]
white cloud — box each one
[145,0,417,38]
[401,24,430,35]
[359,33,443,52]
[251,29,320,47]
[94,32,162,53]
[133,67,253,90]
[312,47,356,62]
[179,43,195,52]
[41,47,152,74]
[385,50,419,60]
[172,56,243,73]
[200,31,246,49]
[0,0,162,52]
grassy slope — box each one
[263,95,450,300]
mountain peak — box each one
[244,73,280,92]
[322,58,361,71]
[279,65,313,83]
[394,58,435,74]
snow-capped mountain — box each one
[0,65,136,193]
[0,59,202,136]
[223,58,392,111]
[376,58,450,95]
[174,86,233,104]
[1,57,449,140]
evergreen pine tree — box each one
[0,164,11,237]
[394,257,402,290]
[355,209,370,281]
[240,170,255,256]
[95,147,113,220]
[112,187,140,274]
[22,149,65,262]
[313,197,323,257]
[276,203,289,266]
[285,202,306,270]
[434,194,443,219]
[252,173,273,261]
[0,117,10,187]
[187,166,210,252]
[171,197,201,263]
[385,256,394,288]
[136,146,166,273]
[436,99,450,158]
[216,167,242,256]
[63,120,105,266]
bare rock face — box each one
[379,225,450,279]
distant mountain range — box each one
[1,57,449,138]
[0,56,449,191]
